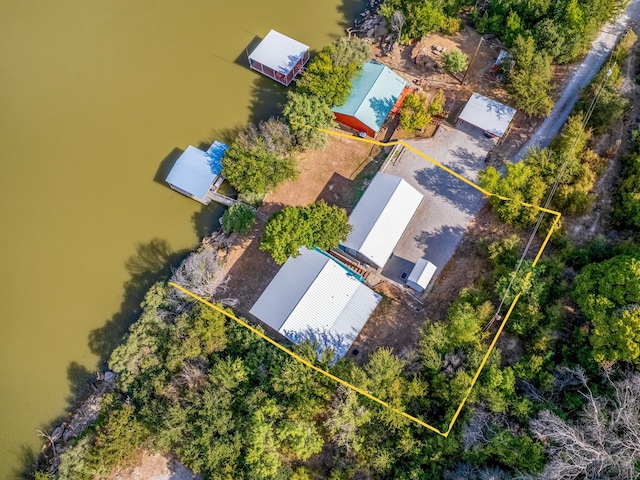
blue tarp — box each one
[166,141,228,200]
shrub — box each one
[221,203,256,235]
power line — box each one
[491,47,620,323]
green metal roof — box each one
[332,61,407,133]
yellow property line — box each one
[169,282,446,435]
[169,129,562,436]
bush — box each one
[442,50,468,75]
[221,203,256,235]
[399,92,431,130]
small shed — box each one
[341,172,423,269]
[248,30,310,86]
[455,92,516,138]
[249,248,381,358]
[332,61,409,137]
[406,259,437,293]
[165,141,228,205]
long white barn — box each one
[249,248,381,358]
[341,172,423,269]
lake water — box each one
[0,2,361,477]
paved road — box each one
[513,0,640,161]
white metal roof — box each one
[457,92,517,138]
[248,30,309,75]
[406,259,437,292]
[165,142,227,200]
[341,172,423,269]
[249,248,380,358]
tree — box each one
[508,35,554,116]
[399,92,431,130]
[169,248,227,301]
[222,141,297,195]
[442,50,468,75]
[530,369,640,480]
[297,37,370,107]
[615,152,640,228]
[235,118,295,157]
[573,254,640,363]
[428,89,446,116]
[260,201,351,264]
[221,203,255,235]
[282,91,336,151]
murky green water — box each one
[0,2,361,477]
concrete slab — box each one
[382,125,494,289]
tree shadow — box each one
[337,0,365,29]
[191,202,227,239]
[414,166,485,217]
[315,172,355,211]
[247,75,288,125]
[88,238,191,365]
[65,361,96,408]
[10,443,38,480]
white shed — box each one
[249,248,381,358]
[341,172,423,269]
[406,259,437,293]
[456,92,516,138]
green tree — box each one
[260,201,351,264]
[442,50,468,75]
[508,35,554,116]
[221,203,256,235]
[282,91,336,151]
[615,153,640,228]
[400,92,431,130]
[297,37,370,107]
[573,254,640,363]
[222,140,296,195]
[428,89,446,116]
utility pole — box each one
[461,37,483,85]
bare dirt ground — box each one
[106,452,201,480]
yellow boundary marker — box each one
[169,130,562,437]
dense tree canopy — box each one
[573,254,640,364]
[222,120,298,195]
[480,113,600,227]
[296,37,370,107]
[507,35,554,116]
[475,0,626,63]
[282,91,336,151]
[260,202,351,264]
[379,0,466,39]
[221,203,256,236]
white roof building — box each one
[341,172,423,269]
[406,259,437,293]
[456,92,517,138]
[249,248,381,358]
[248,30,310,86]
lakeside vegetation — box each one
[31,3,640,480]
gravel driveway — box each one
[381,124,494,289]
